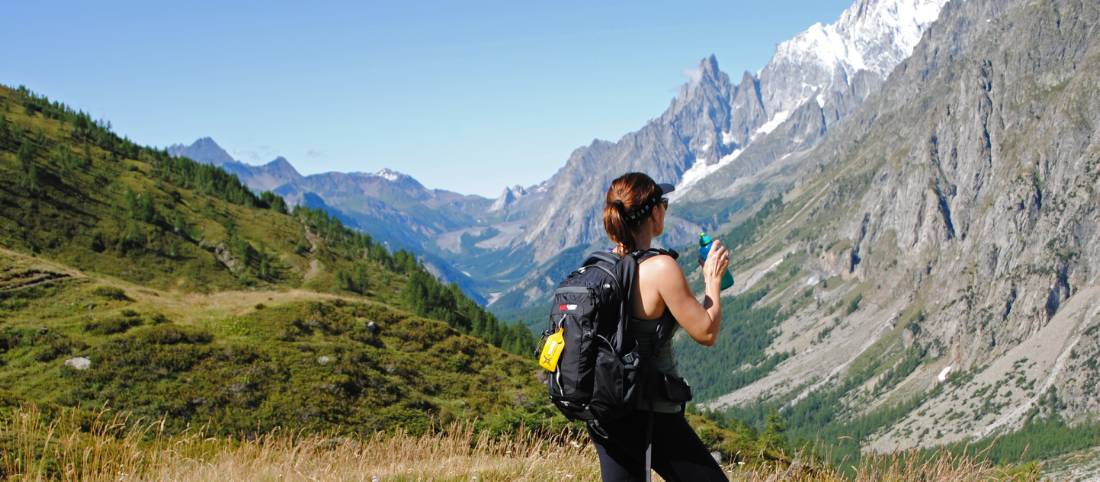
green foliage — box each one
[402,270,534,356]
[82,312,144,335]
[846,292,863,315]
[723,196,784,250]
[90,286,132,301]
[873,345,925,395]
[675,287,787,400]
[759,410,790,455]
[687,407,787,464]
[723,344,937,469]
[294,206,400,271]
[941,415,1100,465]
[337,264,370,294]
[16,141,38,192]
[0,297,554,437]
[0,86,263,289]
[149,150,263,208]
[259,190,288,214]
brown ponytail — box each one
[603,172,661,253]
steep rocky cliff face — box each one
[692,0,1099,451]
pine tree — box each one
[759,410,789,456]
[81,142,92,167]
[17,142,38,192]
[120,220,144,254]
[259,191,288,214]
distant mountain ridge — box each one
[167,138,304,191]
[169,0,950,322]
[167,137,494,302]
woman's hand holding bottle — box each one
[702,240,730,291]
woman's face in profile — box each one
[650,201,666,236]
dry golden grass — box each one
[0,405,1040,481]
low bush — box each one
[91,286,132,301]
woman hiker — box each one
[589,172,730,481]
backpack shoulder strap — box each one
[631,247,679,262]
[609,252,637,353]
[584,250,620,267]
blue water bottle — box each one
[698,232,734,290]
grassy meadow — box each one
[1,404,1042,482]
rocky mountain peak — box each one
[759,0,948,115]
[676,55,732,102]
[489,184,529,212]
[167,136,235,167]
[834,0,947,73]
[698,54,721,79]
[262,156,303,180]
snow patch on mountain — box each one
[376,168,404,182]
[721,130,737,145]
[753,110,791,139]
[787,21,867,72]
[762,0,949,113]
[670,149,744,200]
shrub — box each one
[846,293,863,314]
[33,333,87,362]
[84,315,143,335]
[133,324,213,345]
[91,286,132,301]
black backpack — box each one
[541,248,676,423]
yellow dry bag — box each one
[538,328,566,372]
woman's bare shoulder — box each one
[641,254,683,276]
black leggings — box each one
[587,411,728,482]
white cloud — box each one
[683,65,704,85]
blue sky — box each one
[3,0,850,197]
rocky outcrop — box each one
[703,0,1100,450]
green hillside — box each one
[0,84,543,435]
[0,84,787,476]
[0,84,532,355]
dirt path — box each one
[303,259,321,281]
[300,222,323,281]
[0,246,363,323]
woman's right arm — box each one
[654,241,730,346]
